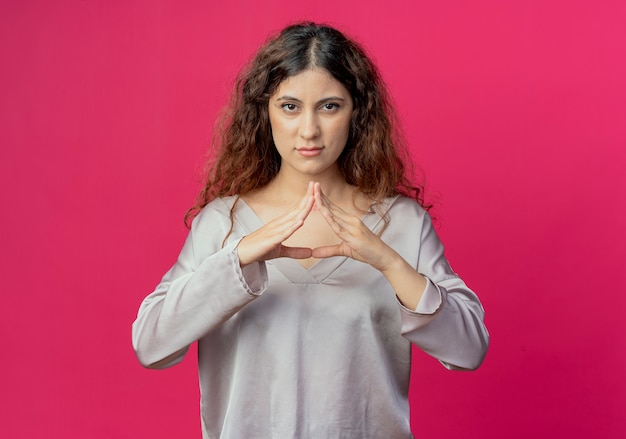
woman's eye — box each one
[281,103,298,112]
[321,103,339,111]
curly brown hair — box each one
[185,22,428,227]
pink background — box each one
[1,1,625,437]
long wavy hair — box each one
[185,22,428,227]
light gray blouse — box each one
[132,195,489,439]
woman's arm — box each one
[398,212,489,371]
[131,206,267,369]
[132,185,317,369]
[313,185,489,370]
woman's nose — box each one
[298,111,320,140]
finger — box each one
[311,244,344,259]
[313,187,341,231]
[298,183,315,219]
[313,182,322,200]
[277,184,314,237]
[319,205,343,235]
[318,203,361,238]
[313,182,332,209]
[268,184,313,234]
[313,183,326,214]
[318,187,348,215]
[326,211,362,235]
[280,245,313,259]
[314,185,354,224]
[289,182,314,223]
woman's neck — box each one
[243,165,372,219]
[269,166,352,203]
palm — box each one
[237,183,315,266]
[311,184,393,270]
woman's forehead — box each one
[273,68,350,99]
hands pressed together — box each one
[236,181,427,309]
[237,182,402,273]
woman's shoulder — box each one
[190,196,239,229]
[385,194,429,219]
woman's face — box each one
[268,68,353,180]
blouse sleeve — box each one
[398,211,489,371]
[131,204,267,369]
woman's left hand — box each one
[311,183,400,272]
[312,183,427,308]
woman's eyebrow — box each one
[275,95,346,104]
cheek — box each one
[332,117,352,144]
[269,114,295,138]
[268,115,295,153]
[268,115,284,146]
[268,111,278,135]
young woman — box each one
[132,22,489,439]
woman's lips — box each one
[297,146,323,157]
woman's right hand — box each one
[237,182,315,266]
